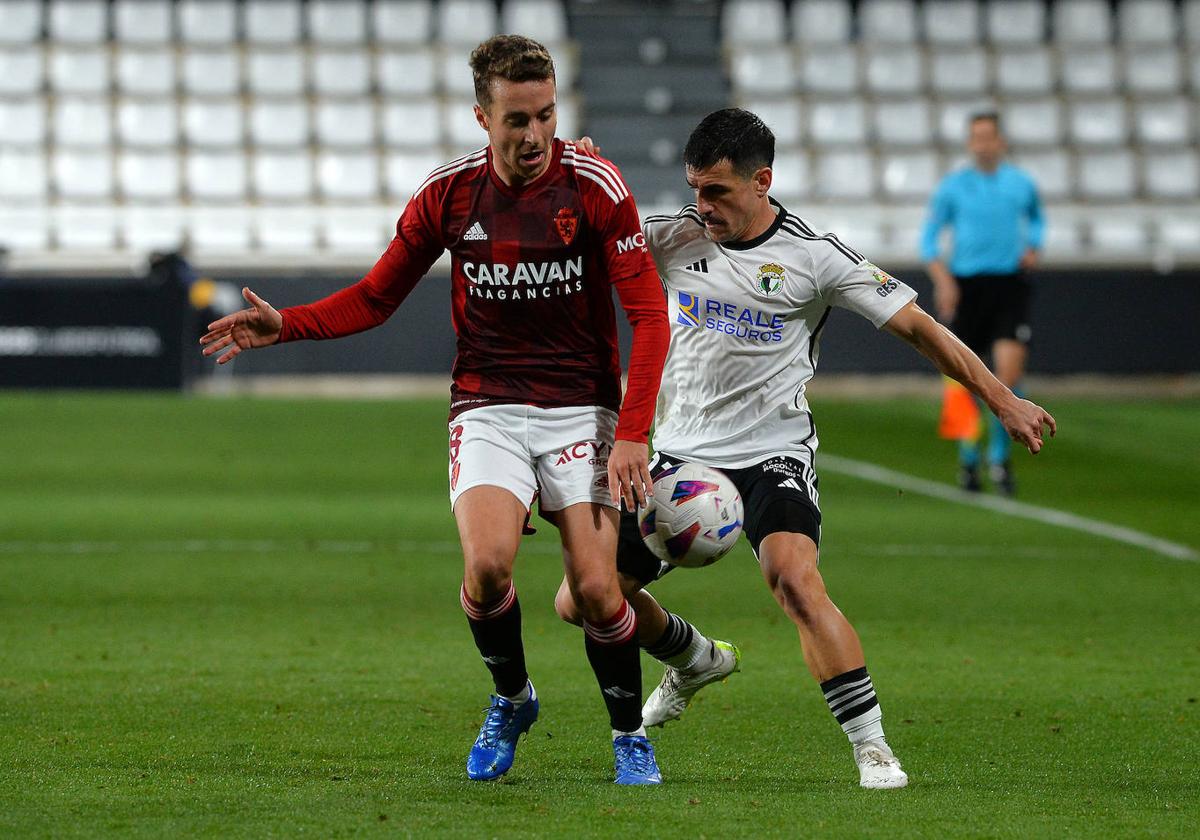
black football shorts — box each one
[950,271,1033,358]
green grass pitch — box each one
[1,393,1197,838]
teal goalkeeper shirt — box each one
[919,162,1045,277]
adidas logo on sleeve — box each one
[463,221,488,241]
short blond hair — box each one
[469,35,556,109]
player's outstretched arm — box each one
[200,287,282,365]
[884,301,1057,454]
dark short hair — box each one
[969,110,1003,133]
[469,35,556,109]
[683,108,775,178]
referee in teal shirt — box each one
[920,111,1044,495]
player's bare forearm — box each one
[884,302,1056,453]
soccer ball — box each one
[637,463,744,568]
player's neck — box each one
[736,198,780,243]
[974,158,1003,174]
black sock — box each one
[583,600,642,732]
[460,582,528,698]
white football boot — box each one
[642,640,741,727]
[854,739,909,789]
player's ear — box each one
[473,103,490,133]
[753,166,772,197]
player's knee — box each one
[569,575,621,620]
[462,552,514,598]
[554,580,582,626]
[771,568,828,626]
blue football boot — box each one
[466,687,539,781]
[612,735,662,785]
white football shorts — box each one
[447,404,618,512]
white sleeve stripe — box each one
[571,167,621,204]
[562,150,629,202]
[414,152,488,197]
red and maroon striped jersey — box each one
[278,139,668,443]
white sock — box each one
[613,726,647,739]
[501,680,534,707]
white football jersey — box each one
[644,200,916,468]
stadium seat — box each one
[0,208,51,249]
[1053,0,1112,44]
[112,1,173,43]
[323,208,389,252]
[860,0,919,42]
[813,149,874,199]
[799,46,859,94]
[0,46,43,95]
[1014,150,1073,200]
[311,50,373,96]
[373,0,435,44]
[556,94,579,140]
[1123,49,1182,95]
[721,0,787,44]
[1157,215,1200,253]
[1143,150,1200,199]
[790,0,852,44]
[56,206,119,250]
[770,150,811,201]
[189,207,253,251]
[177,0,238,44]
[114,49,177,96]
[181,49,242,96]
[740,97,802,147]
[444,98,486,147]
[314,99,376,147]
[308,0,367,45]
[116,98,180,147]
[437,0,498,46]
[52,98,111,148]
[317,150,381,200]
[929,48,989,95]
[1088,212,1147,253]
[375,49,438,95]
[1060,48,1118,94]
[730,47,796,95]
[257,208,319,252]
[808,100,867,146]
[1068,99,1129,146]
[183,99,245,148]
[922,0,980,45]
[1186,1,1200,44]
[873,99,933,146]
[994,47,1056,95]
[243,0,304,44]
[549,47,578,92]
[48,0,108,44]
[53,149,115,200]
[439,46,479,96]
[1004,98,1063,147]
[123,206,186,251]
[1077,149,1137,200]
[1190,52,1200,91]
[879,151,939,199]
[49,48,111,95]
[935,99,993,146]
[381,100,443,147]
[503,0,570,45]
[1117,0,1176,44]
[864,47,924,95]
[384,150,445,197]
[186,151,248,201]
[0,1,42,44]
[252,150,314,200]
[118,150,181,201]
[246,49,307,96]
[0,150,48,201]
[249,99,311,147]
[985,0,1045,44]
[1133,99,1193,147]
[1043,216,1083,257]
[0,99,46,146]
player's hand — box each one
[199,287,283,365]
[574,135,601,157]
[608,439,653,511]
[1020,249,1039,271]
[998,397,1057,454]
[927,262,958,323]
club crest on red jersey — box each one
[554,207,578,245]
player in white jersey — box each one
[555,109,1056,789]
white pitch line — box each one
[820,454,1199,563]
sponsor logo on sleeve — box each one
[869,264,900,298]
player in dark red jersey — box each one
[200,36,669,785]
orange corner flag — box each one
[938,377,982,441]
